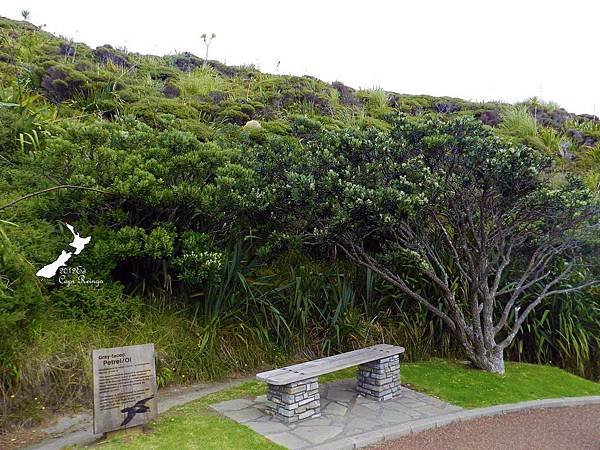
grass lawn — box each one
[84,359,600,449]
[403,359,600,408]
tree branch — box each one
[336,239,457,331]
[0,185,112,212]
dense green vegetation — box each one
[0,16,599,430]
[83,361,600,449]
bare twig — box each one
[0,185,112,212]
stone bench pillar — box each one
[356,354,401,401]
[266,378,321,423]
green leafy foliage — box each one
[0,229,45,356]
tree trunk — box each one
[468,345,505,375]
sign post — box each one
[92,343,158,435]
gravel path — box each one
[371,404,600,450]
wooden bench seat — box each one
[256,344,405,423]
[257,344,404,385]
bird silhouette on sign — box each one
[120,396,154,427]
[65,223,91,255]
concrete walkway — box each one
[24,376,253,450]
[211,379,462,449]
[211,380,600,450]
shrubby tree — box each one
[258,115,599,373]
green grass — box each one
[82,381,281,450]
[178,66,229,98]
[400,359,600,408]
[82,359,600,449]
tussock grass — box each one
[501,105,566,154]
[359,87,389,113]
[538,126,562,152]
[178,67,229,98]
[501,105,538,138]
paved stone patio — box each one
[211,379,463,449]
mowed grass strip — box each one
[400,359,600,408]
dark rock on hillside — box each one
[0,52,13,63]
[475,110,501,127]
[435,102,460,113]
[147,67,179,82]
[578,113,599,122]
[560,141,576,161]
[567,128,585,143]
[566,128,597,147]
[41,66,85,103]
[270,89,331,115]
[303,91,332,114]
[59,42,76,57]
[172,52,240,77]
[331,81,362,107]
[75,62,90,72]
[93,45,131,68]
[531,107,572,128]
[173,52,203,72]
[388,94,400,108]
[208,91,227,103]
[207,60,239,77]
[162,84,180,98]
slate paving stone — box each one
[292,416,333,427]
[322,402,348,416]
[265,431,312,449]
[211,398,254,412]
[329,415,349,425]
[384,403,426,418]
[362,402,383,412]
[293,425,345,444]
[210,379,462,449]
[346,416,380,431]
[224,407,266,423]
[349,404,379,417]
[381,409,412,423]
[326,390,356,403]
[319,399,331,408]
[245,420,291,434]
[399,400,429,408]
[413,405,448,415]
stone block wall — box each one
[356,355,401,401]
[266,378,321,423]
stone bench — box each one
[256,344,405,423]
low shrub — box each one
[49,283,142,325]
[127,97,199,123]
